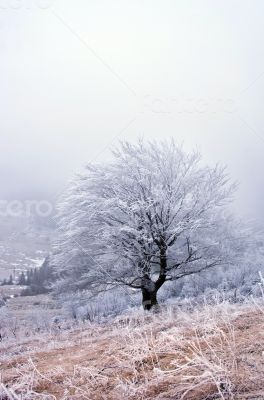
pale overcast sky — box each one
[0,0,264,222]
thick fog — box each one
[1,0,264,222]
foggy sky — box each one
[1,0,264,222]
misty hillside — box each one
[2,2,264,399]
[0,216,54,281]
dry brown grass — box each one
[1,302,264,399]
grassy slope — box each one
[1,302,264,400]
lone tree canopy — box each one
[54,140,239,309]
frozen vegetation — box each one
[1,296,264,399]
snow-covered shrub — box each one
[158,259,264,305]
[26,309,54,332]
[58,289,141,323]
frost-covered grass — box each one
[1,299,264,399]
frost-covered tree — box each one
[53,140,244,309]
[18,272,26,286]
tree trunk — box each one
[141,274,159,310]
[141,245,167,310]
[142,287,158,310]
